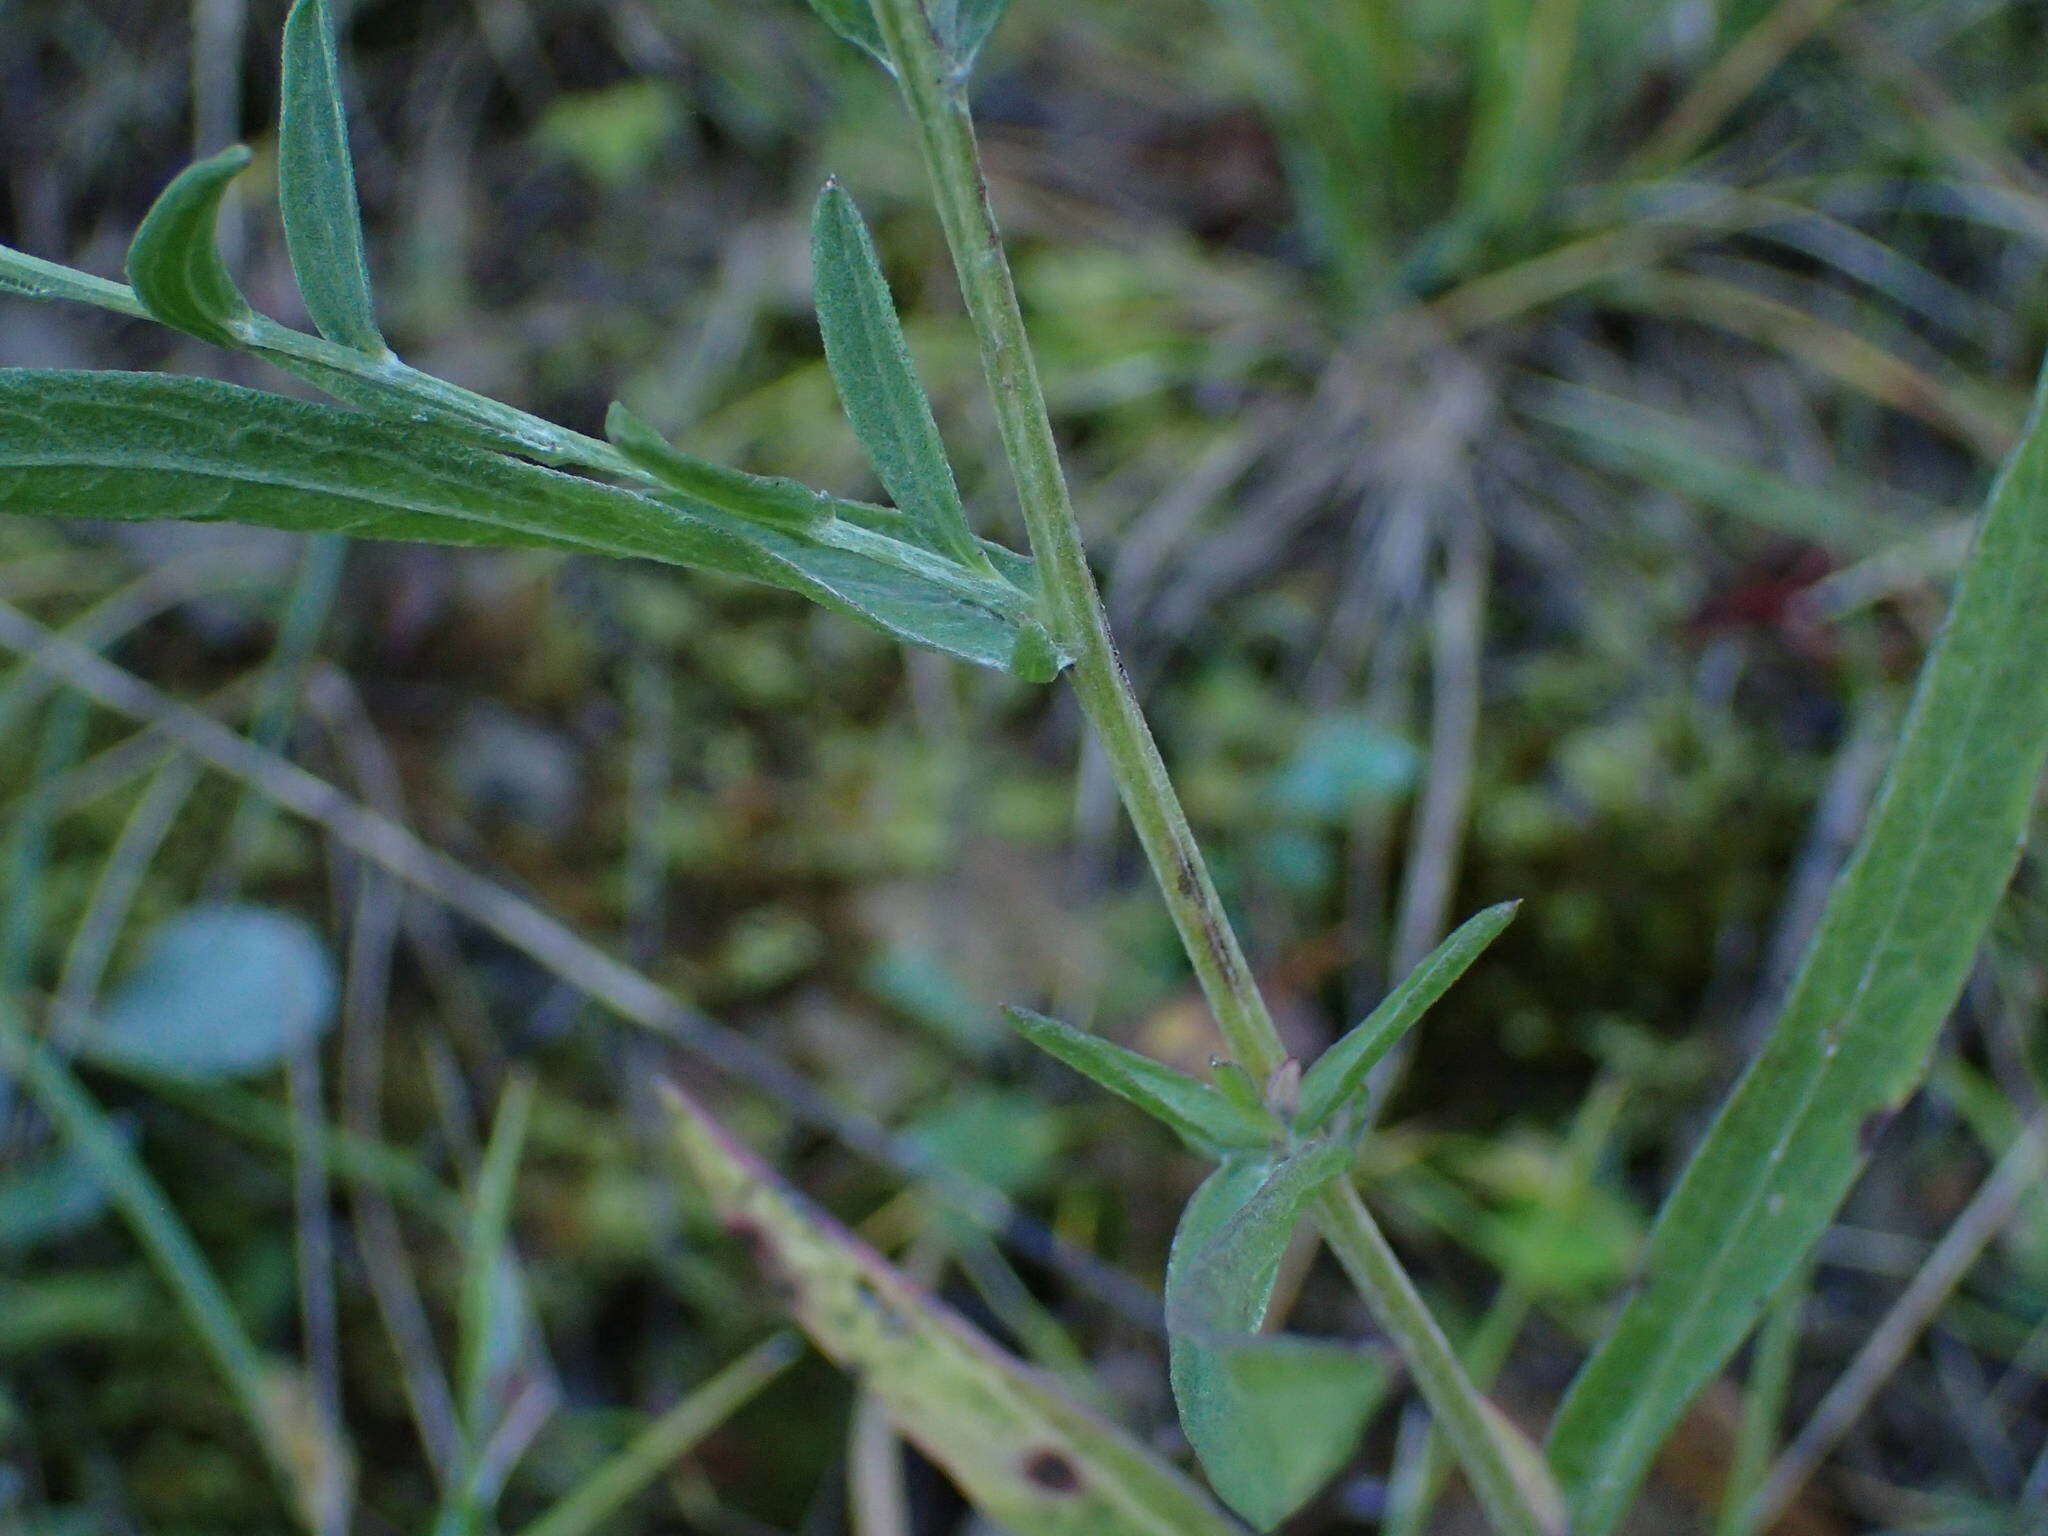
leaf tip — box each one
[603,398,647,447]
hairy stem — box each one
[866,0,1280,1079]
[1317,1184,1558,1536]
[866,3,1558,1532]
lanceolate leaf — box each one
[125,147,258,346]
[1547,354,2048,1534]
[0,371,1054,678]
[804,0,889,67]
[812,181,988,571]
[606,402,833,533]
[1001,1006,1277,1152]
[1296,901,1519,1135]
[663,1083,1247,1536]
[1167,1140,1384,1530]
[279,0,386,354]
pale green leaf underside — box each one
[812,181,987,570]
[1547,353,2048,1532]
[82,905,339,1081]
[1000,1006,1276,1152]
[280,0,386,353]
[1296,900,1519,1134]
[1167,1142,1381,1530]
[0,371,1050,676]
[663,1084,1247,1536]
[125,146,257,346]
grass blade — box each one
[0,996,318,1528]
[457,1073,536,1442]
[811,180,987,571]
[0,370,1051,676]
[279,0,386,354]
[662,1082,1248,1536]
[438,1074,540,1535]
[1296,901,1518,1135]
[125,146,258,345]
[1525,380,1914,556]
[1167,1141,1383,1529]
[1546,353,2048,1532]
[1001,1006,1277,1152]
[1,693,87,991]
[513,1334,799,1536]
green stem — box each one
[1317,1184,1556,1536]
[866,4,1559,1532]
[0,997,316,1528]
[513,1334,800,1536]
[866,0,1279,1080]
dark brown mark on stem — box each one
[1021,1447,1083,1494]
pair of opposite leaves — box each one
[1006,901,1520,1527]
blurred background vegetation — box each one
[3,0,2047,1530]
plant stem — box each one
[866,0,1280,1080]
[867,4,1559,1532]
[1316,1184,1557,1536]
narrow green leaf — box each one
[513,1334,801,1536]
[804,0,890,67]
[812,180,986,570]
[1296,900,1519,1135]
[1210,1058,1267,1122]
[280,0,386,354]
[663,1083,1247,1536]
[1167,1141,1383,1530]
[1547,354,2048,1533]
[1528,380,1912,557]
[458,1074,536,1440]
[124,146,258,346]
[606,401,833,533]
[0,996,312,1523]
[441,1073,539,1534]
[0,370,1050,676]
[1001,1006,1277,1152]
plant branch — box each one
[1316,1184,1561,1536]
[865,0,1279,1080]
[866,3,1559,1531]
